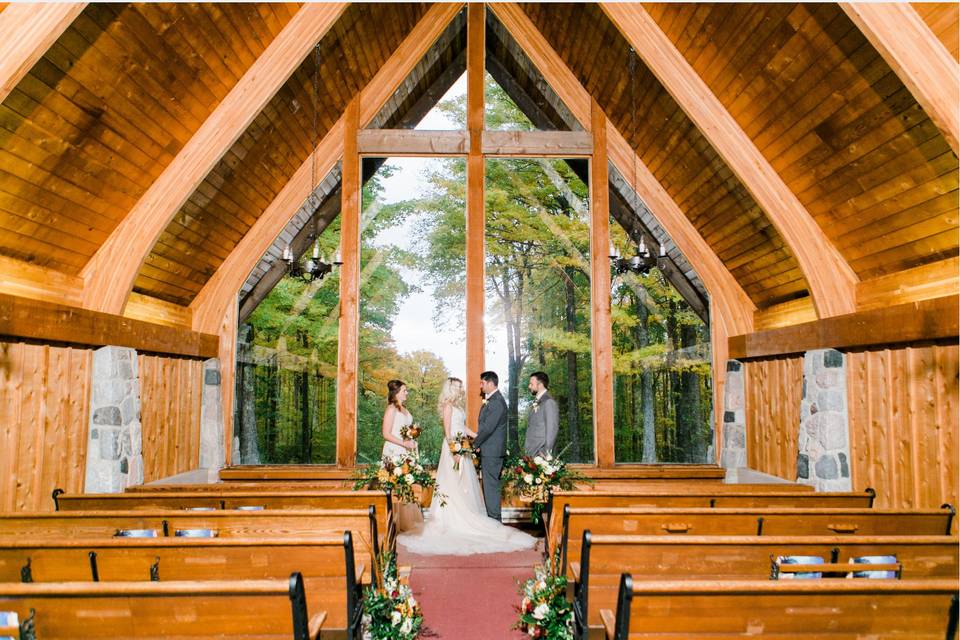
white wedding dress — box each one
[398,406,537,555]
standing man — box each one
[524,371,560,457]
[473,371,507,521]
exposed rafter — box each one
[79,3,348,315]
[190,2,466,335]
[843,3,960,155]
[0,3,85,103]
[489,3,755,336]
[600,3,859,319]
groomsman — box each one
[524,371,559,457]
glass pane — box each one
[235,219,341,464]
[610,223,714,463]
[358,158,467,465]
[414,74,466,131]
[484,158,594,463]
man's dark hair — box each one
[480,371,499,387]
[530,371,549,389]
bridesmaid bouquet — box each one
[447,432,475,470]
[399,422,422,440]
[352,451,439,505]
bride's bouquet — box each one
[446,432,475,471]
[399,422,421,440]
[501,451,589,524]
[352,450,440,505]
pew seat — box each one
[0,573,327,639]
[599,577,959,640]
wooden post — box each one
[465,3,485,422]
[336,98,360,468]
[219,301,238,467]
[590,100,615,467]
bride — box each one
[398,377,537,555]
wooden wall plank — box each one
[0,342,91,512]
[745,356,802,480]
[0,3,85,102]
[139,354,203,483]
[856,257,960,312]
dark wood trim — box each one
[729,294,959,359]
[0,292,218,358]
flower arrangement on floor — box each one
[447,432,477,470]
[361,550,423,640]
[352,450,442,505]
[515,555,574,639]
[501,451,589,524]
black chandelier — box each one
[610,238,666,276]
[283,241,341,282]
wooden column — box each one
[590,100,615,467]
[465,3,485,421]
[336,98,360,468]
[218,301,238,466]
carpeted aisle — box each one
[399,544,543,639]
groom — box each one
[473,370,507,521]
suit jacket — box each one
[524,391,559,456]
[474,389,508,458]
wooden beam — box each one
[218,301,238,466]
[843,3,960,155]
[466,2,486,424]
[591,100,615,468]
[336,98,360,469]
[856,257,960,312]
[0,3,85,103]
[753,297,818,331]
[357,130,468,156]
[124,292,192,329]
[601,3,859,320]
[0,256,82,307]
[481,130,592,156]
[191,2,464,335]
[729,295,959,360]
[79,3,348,315]
[0,292,217,359]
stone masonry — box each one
[797,349,851,491]
[720,360,747,469]
[199,358,226,471]
[85,346,143,492]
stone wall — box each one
[720,360,746,469]
[199,358,226,471]
[796,349,851,491]
[85,346,143,492]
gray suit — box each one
[473,389,508,521]
[524,391,560,457]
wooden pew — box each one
[218,466,359,484]
[0,533,365,637]
[53,488,390,517]
[557,505,956,575]
[0,508,384,558]
[0,572,327,639]
[600,576,959,640]
[547,488,876,548]
[570,533,960,632]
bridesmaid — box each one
[380,379,422,530]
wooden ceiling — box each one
[0,2,956,325]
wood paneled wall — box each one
[744,356,804,479]
[0,341,91,512]
[847,341,958,511]
[139,355,204,483]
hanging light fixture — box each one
[610,45,667,278]
[284,42,342,283]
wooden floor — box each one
[398,543,543,639]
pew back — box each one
[602,577,959,639]
[0,574,326,639]
[54,490,388,514]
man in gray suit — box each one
[473,370,507,521]
[524,371,560,457]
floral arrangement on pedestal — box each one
[501,452,589,523]
[515,555,574,639]
[352,450,442,505]
[361,551,423,640]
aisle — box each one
[398,544,543,639]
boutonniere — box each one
[481,398,489,407]
[532,400,540,413]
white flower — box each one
[523,473,534,484]
[535,580,547,591]
[404,473,414,484]
[535,477,542,484]
[533,603,550,620]
[393,467,404,477]
[400,617,413,634]
[391,611,402,626]
[533,455,545,466]
[407,596,418,608]
[528,627,537,637]
[454,442,462,451]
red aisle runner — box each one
[399,546,543,639]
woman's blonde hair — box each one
[437,377,464,414]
